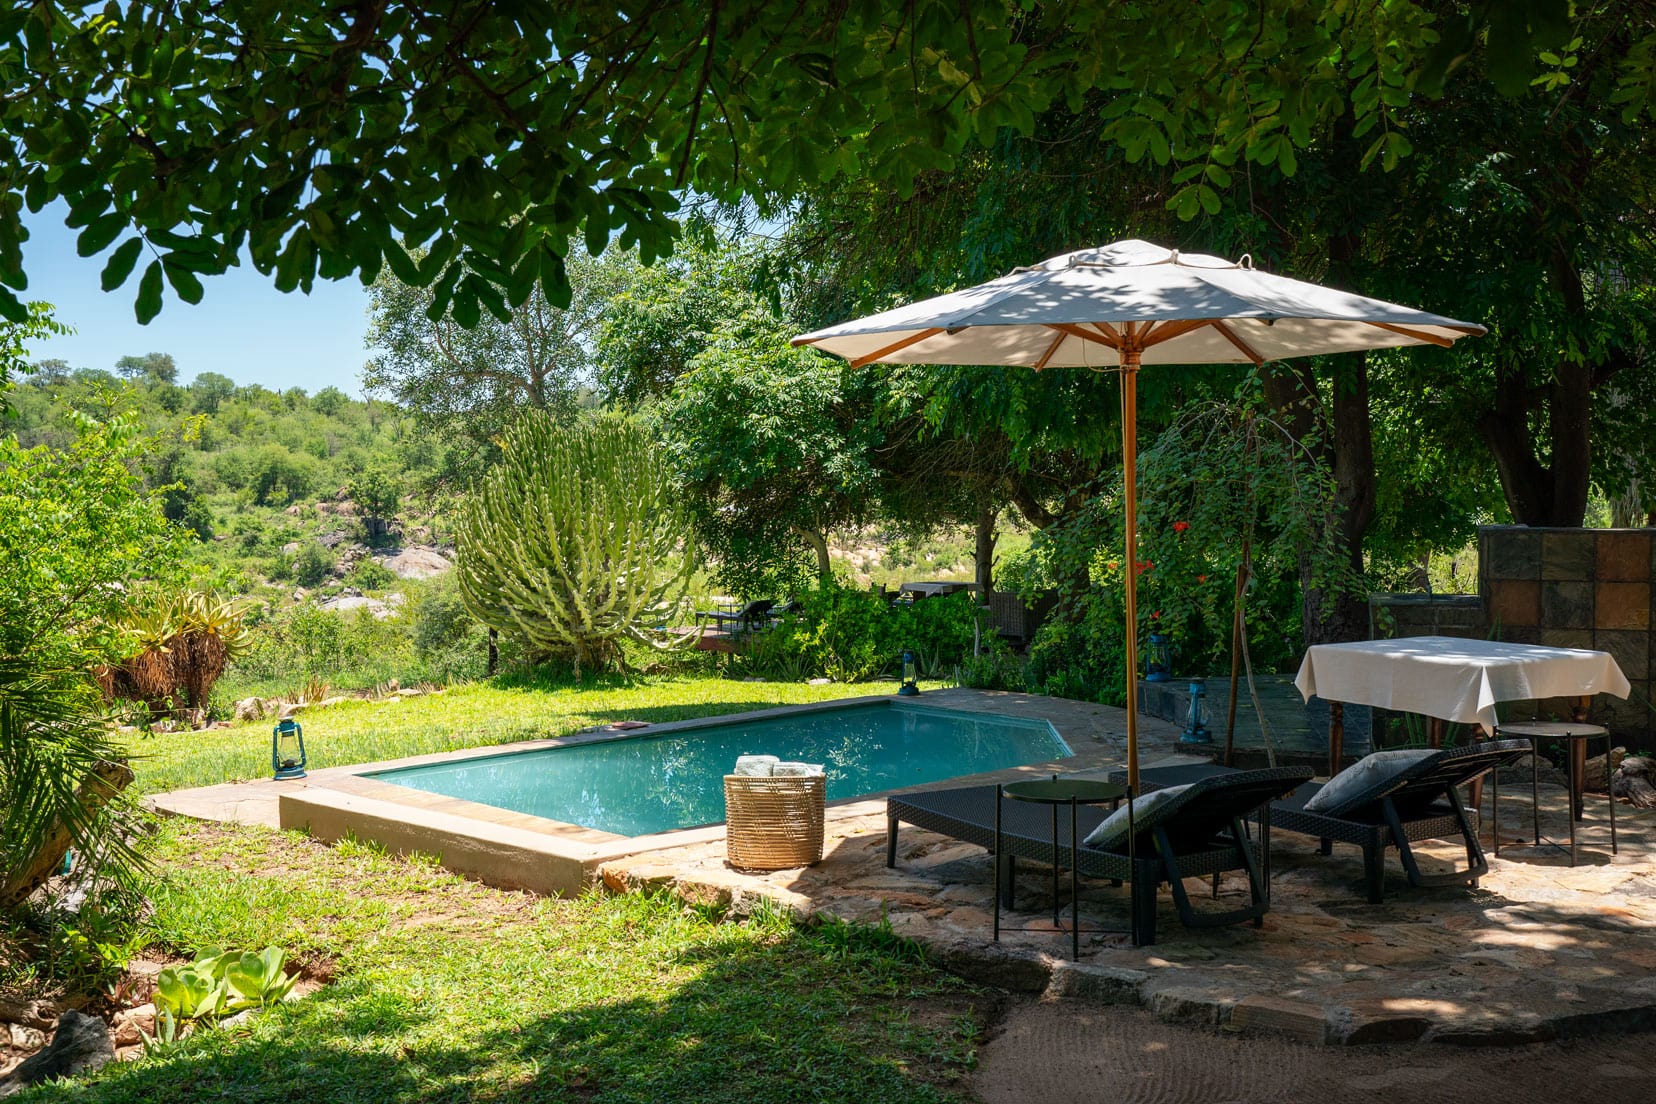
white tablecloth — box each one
[1294,636,1631,733]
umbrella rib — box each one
[1367,321,1454,348]
[1031,328,1068,371]
[1091,321,1124,344]
[1207,320,1265,364]
[1049,322,1119,349]
[1140,319,1209,347]
[848,328,946,367]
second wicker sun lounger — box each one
[1121,740,1531,903]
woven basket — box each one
[723,775,826,870]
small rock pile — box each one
[0,996,157,1096]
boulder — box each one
[378,546,453,579]
[1581,746,1628,793]
[233,697,265,723]
[0,1010,113,1096]
[7,1025,44,1050]
[109,1005,154,1049]
[318,595,392,619]
[316,529,348,549]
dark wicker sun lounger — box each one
[1118,740,1531,904]
[886,767,1312,946]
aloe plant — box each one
[456,414,697,676]
[104,591,250,719]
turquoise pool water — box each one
[367,700,1071,836]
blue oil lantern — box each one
[1179,679,1211,744]
[272,718,308,779]
[1146,633,1173,682]
[899,650,920,696]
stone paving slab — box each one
[147,779,296,828]
[600,706,1656,1047]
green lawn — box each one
[131,673,896,795]
[15,820,984,1103]
[11,673,988,1103]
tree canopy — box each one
[4,1,1645,327]
[364,246,630,476]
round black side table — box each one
[1494,721,1617,867]
[993,776,1131,959]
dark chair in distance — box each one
[697,599,776,635]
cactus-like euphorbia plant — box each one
[457,413,697,675]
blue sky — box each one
[19,205,373,395]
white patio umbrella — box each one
[793,239,1485,789]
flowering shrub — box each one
[1012,387,1352,701]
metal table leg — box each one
[1532,739,1542,846]
[1606,730,1618,856]
[1567,741,1578,867]
[1070,796,1080,961]
[993,784,1002,941]
[1491,758,1501,857]
[1050,800,1060,930]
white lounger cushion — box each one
[1082,784,1192,849]
[1303,749,1437,814]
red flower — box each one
[1152,610,1162,620]
[1173,520,1191,533]
[1196,574,1208,584]
[1135,560,1153,575]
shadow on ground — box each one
[15,920,984,1104]
[973,999,1656,1104]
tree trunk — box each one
[1302,351,1378,643]
[797,527,832,581]
[0,759,134,910]
[1476,216,1603,527]
[972,505,997,594]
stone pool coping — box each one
[266,690,1182,896]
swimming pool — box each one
[366,699,1071,836]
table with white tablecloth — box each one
[1294,635,1631,774]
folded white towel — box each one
[772,761,825,777]
[733,755,780,777]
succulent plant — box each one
[456,413,696,676]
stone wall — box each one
[1370,525,1654,743]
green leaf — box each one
[76,214,125,257]
[100,238,143,291]
[135,260,164,323]
[584,210,609,258]
[163,258,204,304]
[0,286,27,323]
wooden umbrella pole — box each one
[1121,340,1141,792]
